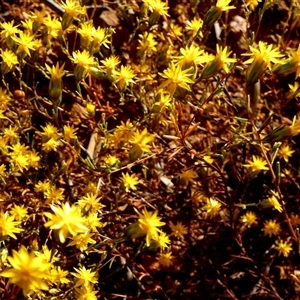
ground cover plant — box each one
[0,0,300,299]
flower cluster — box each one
[0,0,299,298]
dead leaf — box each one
[100,10,119,26]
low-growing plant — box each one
[0,0,300,298]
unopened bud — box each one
[129,144,143,161]
[245,57,268,86]
[203,6,222,27]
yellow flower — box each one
[152,92,172,112]
[44,15,61,40]
[77,193,105,213]
[86,102,96,115]
[277,45,300,79]
[9,142,29,156]
[275,240,292,257]
[45,62,65,100]
[30,10,47,31]
[91,27,111,51]
[10,153,29,172]
[203,155,214,164]
[243,155,269,172]
[75,285,98,299]
[3,125,18,142]
[0,245,51,296]
[50,266,70,285]
[41,123,61,140]
[21,19,34,33]
[28,150,40,169]
[104,154,119,167]
[137,32,157,54]
[146,0,169,16]
[159,61,194,96]
[63,124,77,142]
[0,87,11,109]
[61,0,86,18]
[240,211,258,227]
[158,251,173,267]
[216,0,235,11]
[0,21,20,39]
[78,22,94,47]
[12,32,39,57]
[71,50,95,68]
[203,0,235,26]
[10,205,28,221]
[129,128,155,152]
[35,180,51,193]
[121,172,140,192]
[152,231,171,250]
[0,164,7,178]
[71,50,95,81]
[113,65,136,91]
[61,0,86,29]
[71,266,98,288]
[45,62,65,81]
[191,189,207,204]
[179,169,198,184]
[263,220,281,237]
[42,138,60,152]
[169,221,188,239]
[0,211,24,239]
[242,41,285,85]
[85,212,103,232]
[243,41,285,68]
[287,82,300,100]
[129,128,156,160]
[203,198,221,217]
[0,137,8,154]
[0,49,18,74]
[102,55,120,74]
[201,45,236,79]
[278,144,294,162]
[44,186,64,204]
[135,208,165,246]
[35,245,59,264]
[110,120,135,145]
[245,0,262,10]
[173,44,205,70]
[44,202,88,243]
[267,195,283,212]
[68,232,96,251]
[186,17,203,38]
[84,182,97,194]
[169,23,183,38]
[288,116,300,136]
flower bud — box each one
[86,103,95,116]
[201,57,222,79]
[149,11,160,26]
[1,62,10,75]
[49,80,63,102]
[274,60,297,76]
[124,222,145,239]
[245,57,268,86]
[203,7,222,27]
[74,65,86,82]
[89,67,105,80]
[129,144,143,161]
[61,15,74,31]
